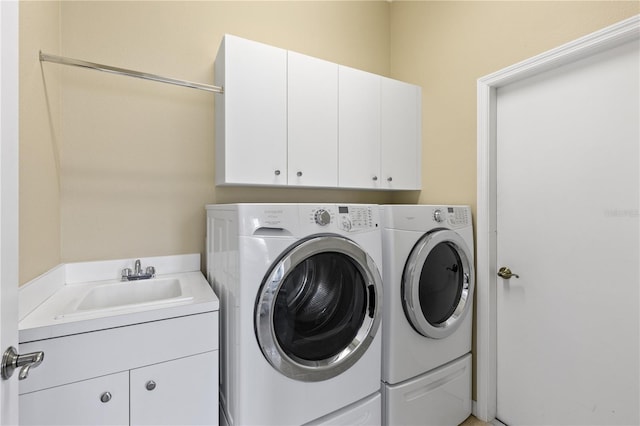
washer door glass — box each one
[255,235,382,382]
[402,229,474,339]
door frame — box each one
[475,14,640,422]
[0,0,21,424]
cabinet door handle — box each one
[146,380,157,391]
[387,177,393,182]
[100,392,112,403]
[372,176,378,181]
[274,169,281,176]
[296,171,302,177]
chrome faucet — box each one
[121,259,156,281]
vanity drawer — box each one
[19,311,218,394]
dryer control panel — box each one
[304,205,378,233]
[337,205,375,232]
[434,206,470,228]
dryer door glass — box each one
[272,252,366,361]
[255,235,383,382]
[419,243,463,325]
[403,230,474,339]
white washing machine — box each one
[380,205,474,426]
[206,203,384,426]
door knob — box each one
[1,346,44,380]
[498,267,519,279]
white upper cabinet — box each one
[288,51,339,187]
[338,65,382,189]
[214,34,422,191]
[215,34,287,186]
[381,77,422,190]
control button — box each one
[314,209,331,226]
[341,218,352,231]
[433,209,444,223]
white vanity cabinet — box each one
[130,351,218,426]
[18,312,218,426]
[20,371,130,426]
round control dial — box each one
[314,209,331,226]
[433,209,444,223]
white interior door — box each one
[0,1,21,424]
[495,36,639,425]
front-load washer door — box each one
[255,234,382,382]
[402,229,474,339]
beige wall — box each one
[19,1,638,283]
[19,1,61,285]
[390,1,639,211]
[20,1,392,283]
[58,0,393,268]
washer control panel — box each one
[444,206,470,227]
[305,205,377,232]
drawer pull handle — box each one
[146,380,157,391]
[100,392,112,403]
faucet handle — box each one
[121,268,132,281]
[145,266,156,278]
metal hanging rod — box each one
[39,51,223,94]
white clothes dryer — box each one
[206,204,383,426]
[380,205,474,426]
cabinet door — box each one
[19,372,129,426]
[215,35,287,185]
[130,351,218,426]
[380,77,422,190]
[288,51,338,187]
[338,66,381,189]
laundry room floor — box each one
[460,415,491,426]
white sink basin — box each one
[53,277,195,320]
[19,255,220,342]
[76,278,185,311]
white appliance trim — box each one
[475,14,640,422]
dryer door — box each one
[402,229,474,339]
[255,234,382,382]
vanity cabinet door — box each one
[215,35,288,186]
[288,51,338,187]
[380,77,422,190]
[130,351,218,426]
[19,371,129,426]
[338,65,381,189]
